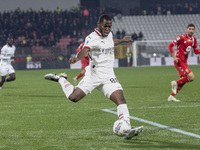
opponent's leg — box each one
[169,72,194,102]
[73,69,86,86]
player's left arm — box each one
[114,37,133,46]
[11,47,16,64]
[193,37,200,54]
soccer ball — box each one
[113,119,131,136]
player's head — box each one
[187,24,195,36]
[97,14,112,37]
[7,37,14,46]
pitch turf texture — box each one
[0,66,200,150]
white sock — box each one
[117,104,130,124]
[0,87,2,90]
[58,77,74,98]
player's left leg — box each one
[0,66,7,89]
[110,90,144,139]
[174,72,194,93]
[186,72,195,81]
[110,90,130,123]
[0,76,6,90]
[169,63,192,101]
[100,77,143,138]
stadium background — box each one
[0,0,200,69]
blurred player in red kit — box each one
[168,24,200,102]
[73,42,89,85]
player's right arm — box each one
[168,36,181,63]
[69,47,90,64]
[69,34,95,64]
[0,46,12,60]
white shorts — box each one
[0,63,15,76]
[77,72,123,99]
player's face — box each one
[98,19,112,37]
[187,27,195,36]
[7,39,13,46]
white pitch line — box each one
[107,105,200,110]
[102,109,200,139]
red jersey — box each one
[169,33,199,63]
[76,42,89,69]
[76,42,85,53]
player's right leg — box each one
[44,73,86,102]
[44,73,68,82]
[171,81,178,94]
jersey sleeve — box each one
[168,36,182,54]
[76,42,85,53]
[172,36,182,46]
[193,37,200,54]
[83,35,97,50]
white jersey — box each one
[0,44,16,65]
[84,29,115,78]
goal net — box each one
[132,40,200,67]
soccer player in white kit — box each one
[0,38,16,90]
[44,15,143,139]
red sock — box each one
[76,73,83,80]
[176,77,190,85]
[171,79,187,96]
[171,93,175,96]
[177,83,185,93]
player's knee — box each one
[12,76,16,81]
[68,95,80,103]
[1,78,6,82]
[189,75,195,81]
[188,75,195,82]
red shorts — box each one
[174,61,191,77]
[81,58,89,70]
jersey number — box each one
[110,78,118,83]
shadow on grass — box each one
[123,86,157,89]
[2,94,64,98]
[122,139,200,149]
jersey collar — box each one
[94,29,102,37]
[185,33,193,39]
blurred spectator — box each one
[83,7,89,16]
[0,1,199,60]
[131,32,138,41]
[116,29,121,39]
[121,29,126,38]
[138,31,143,41]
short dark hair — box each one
[187,24,195,29]
[98,14,111,23]
[7,37,13,41]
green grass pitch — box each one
[0,65,200,149]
